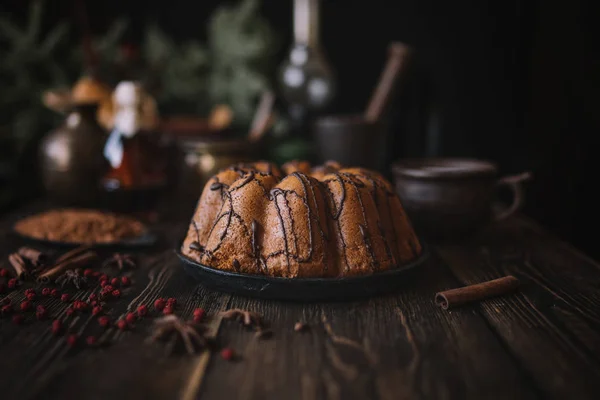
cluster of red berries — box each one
[153,297,177,315]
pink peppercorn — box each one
[111,277,119,287]
[137,304,148,317]
[92,306,103,316]
[65,307,75,316]
[8,278,18,289]
[193,308,205,323]
[20,301,31,311]
[51,319,62,335]
[154,298,166,311]
[41,287,51,296]
[98,316,110,327]
[66,334,78,347]
[125,312,136,324]
[117,319,128,331]
[111,289,121,298]
[51,289,59,298]
[83,268,93,277]
[86,336,97,346]
[166,298,177,307]
[60,293,70,302]
[0,268,9,277]
[36,306,47,320]
[121,276,131,286]
[220,348,234,361]
[162,306,173,315]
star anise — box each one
[103,253,136,270]
[219,308,271,338]
[147,315,211,355]
[55,269,87,289]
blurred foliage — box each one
[0,0,280,208]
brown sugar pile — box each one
[14,209,146,244]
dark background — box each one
[1,0,598,258]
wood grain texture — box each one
[199,255,537,400]
[437,217,600,400]
[0,199,598,400]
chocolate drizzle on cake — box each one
[210,182,223,191]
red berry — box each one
[51,289,59,298]
[167,298,177,306]
[51,319,62,335]
[220,348,234,360]
[88,293,97,301]
[117,319,128,330]
[83,268,93,277]
[86,336,97,346]
[0,268,8,277]
[1,304,13,316]
[92,306,103,316]
[111,277,119,287]
[100,280,108,288]
[125,312,136,324]
[137,304,148,317]
[193,308,205,319]
[121,276,131,286]
[162,306,173,315]
[41,287,51,296]
[8,278,18,289]
[61,293,70,302]
[25,288,35,296]
[91,300,98,306]
[0,283,5,294]
[103,285,114,292]
[65,307,75,316]
[20,301,31,311]
[111,289,121,298]
[98,316,110,327]
[36,305,46,313]
[99,274,108,282]
[67,334,78,347]
[12,314,24,325]
[26,292,36,301]
[154,298,166,311]
[92,271,101,278]
[36,308,47,320]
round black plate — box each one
[11,229,159,250]
[176,247,430,301]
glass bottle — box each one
[277,0,336,130]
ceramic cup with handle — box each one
[392,158,532,241]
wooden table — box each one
[1,199,600,400]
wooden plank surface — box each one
[0,200,598,400]
[437,217,600,400]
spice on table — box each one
[8,253,28,280]
[220,308,272,339]
[137,304,148,317]
[154,298,166,311]
[51,319,62,335]
[37,250,97,284]
[193,308,205,323]
[294,322,308,332]
[103,253,136,270]
[66,334,78,347]
[220,348,234,361]
[55,269,88,289]
[7,278,18,289]
[98,316,111,328]
[435,275,520,310]
[17,247,47,267]
[147,314,210,355]
[0,268,10,277]
[13,209,146,245]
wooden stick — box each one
[8,253,28,280]
[435,276,520,310]
[364,42,412,122]
[55,245,92,264]
[17,247,47,267]
[248,91,275,142]
[37,251,97,284]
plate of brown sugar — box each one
[12,209,157,248]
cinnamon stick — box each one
[17,247,47,267]
[435,276,520,310]
[8,253,28,280]
[37,251,97,283]
[55,245,92,264]
[248,91,275,142]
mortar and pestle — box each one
[313,42,412,170]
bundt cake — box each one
[181,161,422,278]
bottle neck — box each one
[293,0,319,48]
